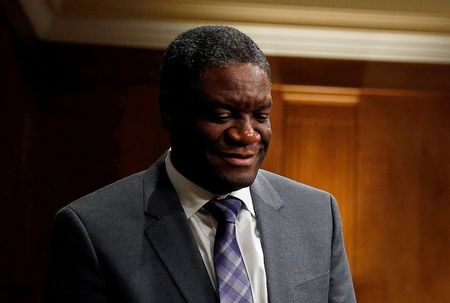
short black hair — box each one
[159,25,270,110]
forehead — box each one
[200,63,269,87]
[197,63,271,105]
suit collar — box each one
[251,170,284,211]
[251,170,294,302]
[143,155,179,218]
[142,157,217,303]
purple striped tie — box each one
[205,196,253,303]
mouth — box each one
[215,151,259,167]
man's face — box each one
[169,63,272,194]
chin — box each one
[197,153,265,193]
[218,171,258,192]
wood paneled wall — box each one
[267,86,359,265]
[265,85,450,303]
[355,92,449,302]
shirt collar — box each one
[164,150,255,219]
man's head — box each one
[159,25,272,194]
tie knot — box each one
[205,196,242,224]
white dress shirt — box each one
[165,152,268,303]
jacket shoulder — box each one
[257,169,331,200]
[64,170,147,216]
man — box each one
[43,25,356,302]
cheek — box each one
[195,122,227,144]
[258,124,272,145]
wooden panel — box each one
[268,57,450,91]
[355,93,450,302]
[266,85,450,303]
[117,85,169,177]
[267,85,359,267]
[261,88,284,175]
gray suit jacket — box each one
[42,156,356,302]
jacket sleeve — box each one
[329,195,357,302]
[41,207,109,303]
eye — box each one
[210,111,232,123]
[254,112,270,123]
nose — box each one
[226,119,261,145]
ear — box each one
[160,110,172,130]
[158,92,172,130]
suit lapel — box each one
[251,171,298,302]
[142,159,217,303]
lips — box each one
[215,151,259,167]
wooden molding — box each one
[52,1,450,33]
[19,0,450,63]
[274,85,361,106]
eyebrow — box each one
[200,99,272,111]
[255,102,273,110]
